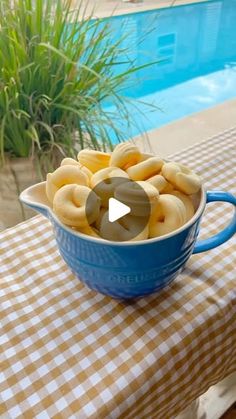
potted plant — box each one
[0,0,147,229]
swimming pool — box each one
[104,0,236,139]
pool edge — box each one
[79,0,212,19]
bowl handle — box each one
[193,191,236,254]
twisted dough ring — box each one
[147,174,173,193]
[149,194,187,238]
[53,184,100,227]
[171,191,195,221]
[126,156,164,181]
[109,142,141,170]
[100,212,149,242]
[60,157,92,180]
[46,165,89,203]
[162,162,201,195]
[114,180,159,216]
[90,167,129,207]
[77,149,110,173]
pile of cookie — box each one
[45,142,202,241]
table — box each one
[1,127,236,419]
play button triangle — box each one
[108,198,131,223]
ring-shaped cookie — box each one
[109,142,141,170]
[149,194,187,238]
[53,184,100,227]
[46,165,89,203]
[61,157,92,180]
[162,162,201,195]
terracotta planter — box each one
[0,156,41,230]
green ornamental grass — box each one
[0,0,153,170]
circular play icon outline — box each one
[86,177,152,241]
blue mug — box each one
[20,183,236,299]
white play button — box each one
[108,198,131,223]
[86,177,151,241]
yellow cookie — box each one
[46,165,89,203]
[77,149,110,173]
[149,194,187,238]
[53,184,100,227]
[126,157,164,181]
[162,162,201,195]
[109,142,141,170]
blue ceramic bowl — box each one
[20,183,236,299]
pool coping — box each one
[79,0,211,19]
[133,98,236,157]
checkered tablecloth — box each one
[1,128,236,419]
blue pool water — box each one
[104,0,236,139]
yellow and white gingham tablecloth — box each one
[0,128,236,419]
